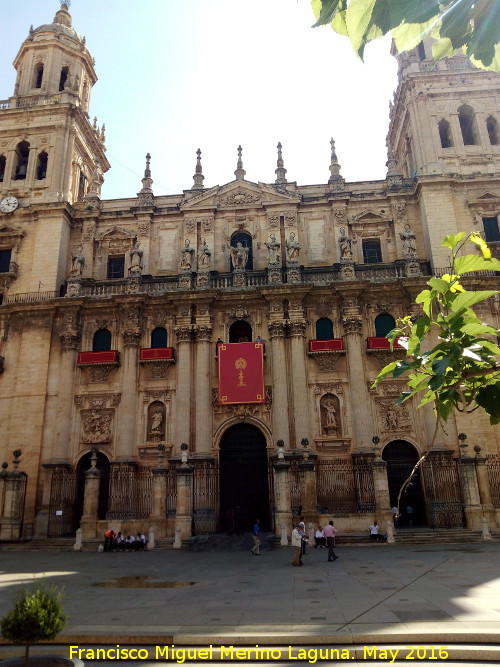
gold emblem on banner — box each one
[235,357,247,386]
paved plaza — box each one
[0,541,499,665]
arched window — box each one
[230,231,253,271]
[59,67,69,91]
[14,141,30,180]
[36,151,48,180]
[151,327,168,348]
[92,329,112,352]
[0,155,5,182]
[375,313,396,337]
[438,119,453,148]
[315,318,334,340]
[417,41,426,61]
[229,320,252,343]
[458,105,478,145]
[486,116,499,145]
[34,63,44,89]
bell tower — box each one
[0,1,109,207]
[387,39,500,267]
[0,1,110,294]
[387,37,500,180]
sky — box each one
[0,0,399,201]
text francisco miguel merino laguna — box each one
[69,644,450,662]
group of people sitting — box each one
[103,529,147,552]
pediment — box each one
[180,179,300,211]
[0,223,24,238]
[477,191,500,200]
[352,209,391,223]
[95,226,134,240]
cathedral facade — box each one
[0,3,499,543]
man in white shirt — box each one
[369,521,385,541]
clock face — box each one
[0,196,19,214]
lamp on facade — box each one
[12,449,21,471]
[276,439,285,460]
[372,436,382,460]
[458,433,470,458]
[90,446,99,468]
[180,442,189,465]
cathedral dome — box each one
[32,3,84,45]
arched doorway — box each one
[219,424,270,532]
[383,440,426,527]
[74,451,110,529]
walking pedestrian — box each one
[322,521,338,562]
[291,523,303,566]
[251,518,261,555]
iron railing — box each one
[486,455,500,508]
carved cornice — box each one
[175,326,193,343]
[288,320,306,337]
[342,316,363,335]
[267,321,286,339]
[60,333,81,350]
[121,331,141,347]
[194,325,213,342]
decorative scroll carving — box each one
[377,400,413,433]
[268,321,286,338]
[89,365,116,383]
[80,408,113,443]
[308,350,345,372]
[221,191,260,205]
[342,316,362,334]
[289,320,306,336]
[194,325,212,342]
[175,326,192,343]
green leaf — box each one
[428,277,450,294]
[464,0,500,68]
[431,355,452,376]
[438,0,473,50]
[372,360,399,383]
[451,290,498,312]
[454,254,500,274]
[312,0,343,27]
[469,232,491,259]
[345,0,383,60]
[476,382,500,425]
[469,42,500,72]
[442,232,466,251]
[460,322,499,337]
[391,18,436,53]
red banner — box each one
[218,342,265,405]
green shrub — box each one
[1,583,67,666]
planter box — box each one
[366,337,404,350]
[139,347,175,361]
[77,350,119,365]
[308,339,345,352]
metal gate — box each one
[106,467,152,520]
[421,456,465,528]
[316,457,375,515]
[486,455,500,508]
[48,469,78,537]
[192,461,219,534]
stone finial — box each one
[84,160,102,206]
[192,148,205,190]
[328,138,345,190]
[234,145,246,181]
[275,141,288,184]
[386,148,403,187]
[54,1,72,28]
[137,153,154,205]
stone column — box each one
[194,325,212,454]
[299,457,317,518]
[0,463,7,522]
[175,463,193,541]
[341,297,372,452]
[273,456,292,545]
[52,331,80,463]
[151,466,167,519]
[371,457,392,527]
[458,456,482,530]
[268,321,290,445]
[289,320,311,446]
[174,326,193,450]
[475,456,496,528]
[116,331,140,461]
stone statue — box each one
[129,241,143,275]
[150,410,163,433]
[323,399,337,428]
[400,223,417,257]
[286,232,300,263]
[180,239,195,271]
[71,245,85,275]
[338,227,353,260]
[197,237,211,269]
[265,234,281,265]
[230,241,249,270]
